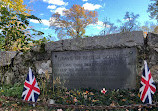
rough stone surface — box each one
[35,60,52,74]
[12,52,32,83]
[62,39,71,50]
[34,52,51,61]
[45,41,63,51]
[31,45,41,52]
[4,71,14,84]
[150,65,158,82]
[148,33,158,82]
[148,33,158,66]
[0,51,17,66]
[148,33,158,48]
[45,31,144,52]
[149,49,158,66]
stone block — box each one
[45,31,144,52]
[93,31,144,48]
[70,38,83,50]
[35,60,52,74]
[45,41,63,51]
[148,32,158,48]
[0,51,17,66]
[62,39,71,50]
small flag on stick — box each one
[22,67,40,103]
[139,60,156,104]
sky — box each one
[24,0,157,41]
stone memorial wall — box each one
[49,31,144,89]
[1,31,158,90]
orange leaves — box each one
[143,32,147,38]
[50,4,98,39]
[72,5,85,17]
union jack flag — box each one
[139,60,156,104]
[22,67,40,102]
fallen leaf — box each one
[122,99,126,102]
[110,101,116,107]
[90,92,94,95]
[92,99,99,102]
[11,104,17,107]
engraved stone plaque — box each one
[52,48,137,90]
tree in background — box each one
[141,21,158,33]
[0,0,44,51]
[118,12,140,33]
[154,26,158,33]
[147,0,158,34]
[100,18,118,36]
[147,0,158,21]
[50,4,98,39]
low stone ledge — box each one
[45,31,144,52]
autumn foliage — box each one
[50,4,98,39]
[0,0,43,51]
[2,0,31,14]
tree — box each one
[147,0,158,21]
[100,18,118,36]
[118,12,140,32]
[50,4,98,39]
[141,21,157,33]
[0,1,43,51]
[0,0,31,51]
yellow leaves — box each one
[9,38,33,51]
[2,0,31,15]
[1,0,34,51]
[51,4,98,39]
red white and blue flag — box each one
[22,67,40,102]
[139,60,156,104]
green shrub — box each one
[0,83,24,98]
